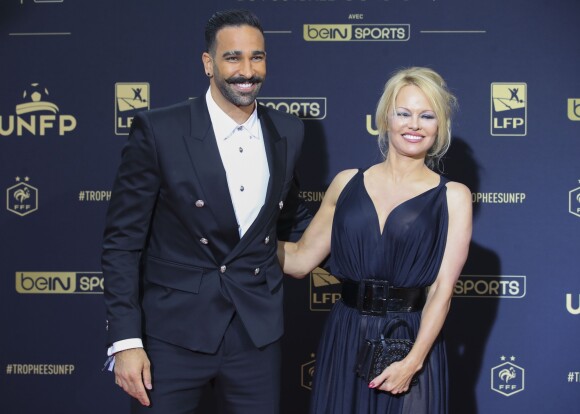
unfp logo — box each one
[366,113,378,136]
[491,83,527,136]
[566,293,580,315]
[115,83,150,135]
[259,98,326,120]
[568,98,580,121]
[16,272,104,294]
[310,267,341,311]
[6,177,38,217]
[304,24,409,42]
[569,181,580,218]
[0,83,77,136]
[491,356,525,396]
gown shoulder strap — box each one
[438,174,450,187]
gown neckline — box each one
[360,171,443,236]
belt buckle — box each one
[357,279,389,316]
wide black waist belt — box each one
[341,279,426,315]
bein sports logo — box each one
[259,98,326,120]
[454,275,526,298]
[0,83,77,136]
[491,356,525,396]
[15,272,104,294]
[303,24,410,42]
[490,83,527,136]
[568,98,580,121]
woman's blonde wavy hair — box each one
[375,67,458,170]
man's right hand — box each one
[114,348,152,407]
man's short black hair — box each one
[205,9,264,55]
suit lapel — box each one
[260,105,287,217]
[182,98,240,252]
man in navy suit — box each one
[102,9,310,413]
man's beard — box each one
[215,75,264,107]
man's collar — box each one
[205,88,260,140]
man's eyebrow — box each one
[221,50,266,57]
[222,50,242,57]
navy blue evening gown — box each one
[310,169,449,414]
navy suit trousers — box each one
[131,314,281,414]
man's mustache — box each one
[226,76,264,85]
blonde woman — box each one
[279,67,472,413]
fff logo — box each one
[569,182,580,218]
[301,354,316,391]
[6,177,38,216]
[491,356,525,396]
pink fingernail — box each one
[368,382,375,388]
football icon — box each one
[16,83,59,115]
[23,83,49,103]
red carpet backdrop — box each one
[1,0,579,413]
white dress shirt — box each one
[205,88,270,237]
[105,89,270,367]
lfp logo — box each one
[491,83,527,136]
[115,83,150,135]
[309,267,341,311]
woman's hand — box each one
[368,358,419,394]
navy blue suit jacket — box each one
[102,97,309,353]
